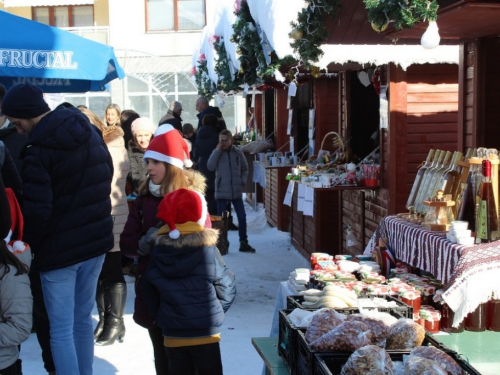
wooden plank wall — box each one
[405,63,459,207]
[462,42,476,150]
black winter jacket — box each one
[195,125,219,191]
[142,229,236,339]
[21,107,114,271]
[196,106,226,131]
[126,140,148,195]
[0,123,29,174]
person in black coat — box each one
[195,114,222,215]
[1,82,114,375]
[195,97,226,131]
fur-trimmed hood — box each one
[103,125,124,145]
[151,228,219,278]
[185,169,207,195]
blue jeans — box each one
[40,254,105,375]
[217,198,247,242]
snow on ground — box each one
[20,200,309,374]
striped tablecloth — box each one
[377,215,465,285]
[376,215,500,326]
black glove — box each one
[137,227,159,256]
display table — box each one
[252,337,289,375]
[374,215,500,326]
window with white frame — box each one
[146,0,205,31]
[33,6,94,27]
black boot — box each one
[94,280,110,341]
[95,282,127,346]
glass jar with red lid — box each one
[420,310,441,334]
[399,290,421,320]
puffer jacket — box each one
[126,140,148,195]
[119,170,208,329]
[103,126,130,252]
[195,125,219,190]
[0,244,33,371]
[21,107,114,271]
[142,228,236,338]
[0,123,29,174]
[207,145,248,200]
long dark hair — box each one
[0,240,29,280]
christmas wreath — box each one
[364,0,439,32]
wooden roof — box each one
[325,0,500,46]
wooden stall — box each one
[264,166,291,232]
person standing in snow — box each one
[207,130,256,253]
[120,127,209,375]
[142,188,236,375]
[1,82,114,375]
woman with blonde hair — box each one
[120,128,209,374]
[80,107,130,346]
[104,103,121,127]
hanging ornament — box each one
[290,28,304,40]
[190,67,196,76]
[311,66,321,79]
[371,21,388,33]
[230,36,236,43]
[420,20,441,49]
[288,69,295,81]
[236,47,243,55]
[239,66,245,74]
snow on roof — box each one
[318,44,460,71]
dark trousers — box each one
[99,251,126,283]
[28,270,55,373]
[148,326,170,375]
[165,342,223,375]
[0,359,21,375]
[216,198,247,242]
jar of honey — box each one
[486,299,500,332]
[423,311,442,334]
[464,303,486,332]
[440,303,464,333]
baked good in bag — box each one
[386,318,425,350]
[404,355,448,375]
[310,320,373,352]
[340,345,393,375]
[346,314,389,347]
[410,346,464,375]
[304,307,345,343]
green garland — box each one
[289,0,341,66]
[364,0,439,31]
[194,58,216,100]
[232,0,292,86]
[213,37,242,94]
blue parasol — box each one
[0,9,125,93]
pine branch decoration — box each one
[289,0,341,66]
[364,0,439,31]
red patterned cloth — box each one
[373,216,500,326]
[376,216,463,285]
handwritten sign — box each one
[283,180,295,206]
[303,186,314,216]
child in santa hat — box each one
[0,173,32,375]
[142,188,236,375]
[120,128,210,374]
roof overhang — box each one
[318,45,460,72]
[384,1,500,42]
[3,0,94,7]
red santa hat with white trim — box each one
[156,188,208,239]
[144,125,193,169]
[4,188,27,253]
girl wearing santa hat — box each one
[0,173,32,375]
[120,127,209,375]
[142,188,236,375]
